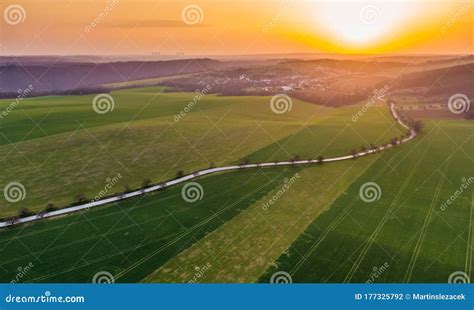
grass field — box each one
[0,86,468,283]
[144,156,377,283]
[0,87,402,217]
[0,168,300,283]
[259,119,473,283]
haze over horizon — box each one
[1,0,472,57]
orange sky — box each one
[1,0,472,56]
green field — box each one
[259,119,473,283]
[0,87,402,217]
[144,156,377,283]
[0,168,300,283]
[2,86,464,284]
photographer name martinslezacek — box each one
[355,293,466,301]
[409,293,466,301]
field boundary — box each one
[0,102,417,228]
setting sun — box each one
[312,1,422,45]
[1,0,472,56]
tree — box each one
[241,158,250,166]
[390,138,399,146]
[18,208,33,218]
[351,149,358,158]
[142,178,152,187]
[45,202,56,212]
[75,193,86,203]
[317,155,324,164]
[360,146,367,153]
[176,170,184,178]
[412,120,423,134]
[291,154,301,162]
[369,144,377,151]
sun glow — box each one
[313,1,425,47]
[2,0,471,55]
[314,1,454,48]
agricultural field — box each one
[0,87,402,218]
[1,84,467,285]
[259,119,473,283]
[145,156,377,283]
[0,168,300,283]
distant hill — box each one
[395,63,474,97]
[0,58,222,97]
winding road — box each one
[0,102,416,228]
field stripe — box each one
[403,161,448,283]
[343,131,435,283]
[466,190,473,278]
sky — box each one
[1,0,473,56]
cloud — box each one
[107,19,209,28]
